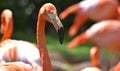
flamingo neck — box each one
[1,18,13,42]
[37,15,52,71]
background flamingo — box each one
[0,62,34,71]
[109,62,120,71]
[79,50,106,71]
[0,9,13,42]
[0,3,64,71]
[0,39,42,71]
[59,0,119,37]
[90,46,100,68]
[68,20,120,70]
[60,0,120,69]
[0,9,41,71]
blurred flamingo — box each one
[90,46,100,67]
[109,62,120,71]
[0,39,42,71]
[0,62,34,71]
[68,20,120,70]
[0,9,13,42]
[60,0,120,70]
[0,3,64,71]
[59,0,119,37]
[0,9,41,70]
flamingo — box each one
[75,41,100,68]
[109,62,120,71]
[67,11,120,68]
[67,20,120,70]
[59,0,119,37]
[90,46,100,67]
[0,3,64,71]
[0,62,34,71]
[0,39,42,71]
[0,9,13,42]
[35,3,64,71]
[0,9,41,70]
[60,0,120,69]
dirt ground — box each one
[49,51,92,71]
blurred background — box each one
[1,0,119,71]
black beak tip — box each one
[58,27,64,44]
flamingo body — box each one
[80,0,118,21]
[0,62,34,71]
[68,20,120,50]
[0,39,41,71]
[85,20,120,50]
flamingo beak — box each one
[48,13,64,44]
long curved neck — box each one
[1,19,13,42]
[37,14,52,71]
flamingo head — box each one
[40,3,64,44]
